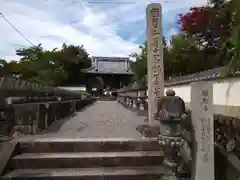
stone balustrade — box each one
[0,77,96,140]
[118,89,148,111]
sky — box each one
[0,0,208,61]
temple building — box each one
[82,56,133,94]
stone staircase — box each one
[1,138,167,179]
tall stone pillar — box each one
[146,3,164,125]
[191,82,214,180]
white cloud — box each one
[0,0,207,61]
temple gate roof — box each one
[82,56,133,75]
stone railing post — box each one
[126,96,129,106]
[139,98,145,110]
[155,89,186,180]
[130,92,134,107]
[121,94,124,104]
[128,96,131,107]
[133,91,138,109]
[138,90,146,110]
[127,93,131,107]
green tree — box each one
[58,44,91,85]
[179,3,233,66]
[130,38,172,87]
[169,35,207,76]
[130,42,147,84]
[11,43,91,86]
[14,45,65,85]
[223,0,240,73]
[16,44,43,62]
[129,0,240,80]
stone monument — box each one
[191,82,214,180]
[146,3,164,125]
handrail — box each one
[0,76,95,138]
[0,77,85,97]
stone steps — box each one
[2,138,166,180]
[2,166,169,180]
[18,137,160,153]
[12,151,164,169]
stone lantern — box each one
[155,89,186,180]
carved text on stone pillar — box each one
[199,89,212,163]
[149,7,163,97]
[147,3,164,124]
[191,82,214,180]
[200,117,211,162]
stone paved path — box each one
[19,101,146,140]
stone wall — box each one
[165,77,240,117]
[0,77,97,139]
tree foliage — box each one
[130,42,147,83]
[1,44,91,86]
[1,0,240,87]
[130,40,169,87]
[130,0,240,84]
[225,0,240,72]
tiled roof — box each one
[165,66,227,86]
[82,56,133,75]
[118,66,237,92]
